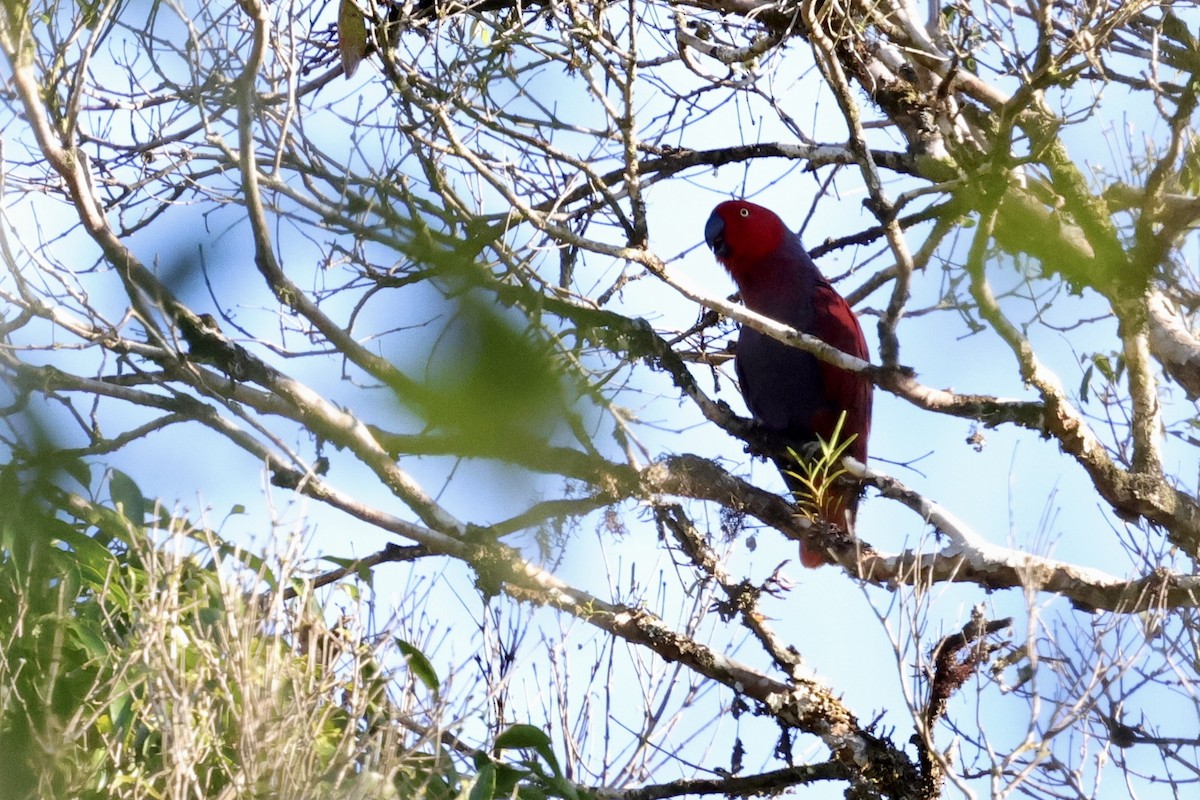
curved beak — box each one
[704,211,728,258]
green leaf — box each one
[547,776,579,800]
[394,750,458,800]
[54,526,116,574]
[107,682,135,739]
[397,638,440,695]
[338,0,368,79]
[109,469,145,525]
[216,542,276,588]
[393,291,575,461]
[1,0,32,65]
[494,724,552,752]
[60,457,91,490]
[64,616,109,660]
[517,786,550,800]
[491,764,525,798]
[469,763,496,800]
[495,724,562,779]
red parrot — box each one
[704,199,872,567]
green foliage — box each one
[0,462,587,800]
[107,469,145,526]
[1079,350,1126,405]
[0,471,373,797]
[0,467,116,798]
[396,289,578,457]
[1179,131,1200,196]
[393,749,460,800]
[0,0,31,62]
[476,724,583,800]
[397,637,441,697]
[784,413,859,525]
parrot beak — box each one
[704,212,728,258]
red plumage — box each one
[704,199,872,567]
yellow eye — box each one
[739,207,750,218]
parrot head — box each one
[704,200,790,274]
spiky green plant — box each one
[783,412,859,527]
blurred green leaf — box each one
[107,682,135,739]
[60,457,91,490]
[397,291,573,460]
[469,763,497,800]
[495,724,552,752]
[397,638,440,695]
[338,0,368,78]
[1179,132,1200,194]
[0,0,32,64]
[55,526,118,583]
[109,469,145,525]
[496,724,564,783]
[215,541,276,588]
[395,750,458,800]
[491,763,525,799]
[63,616,108,660]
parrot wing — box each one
[808,276,871,464]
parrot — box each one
[704,199,872,567]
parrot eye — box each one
[739,208,750,218]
